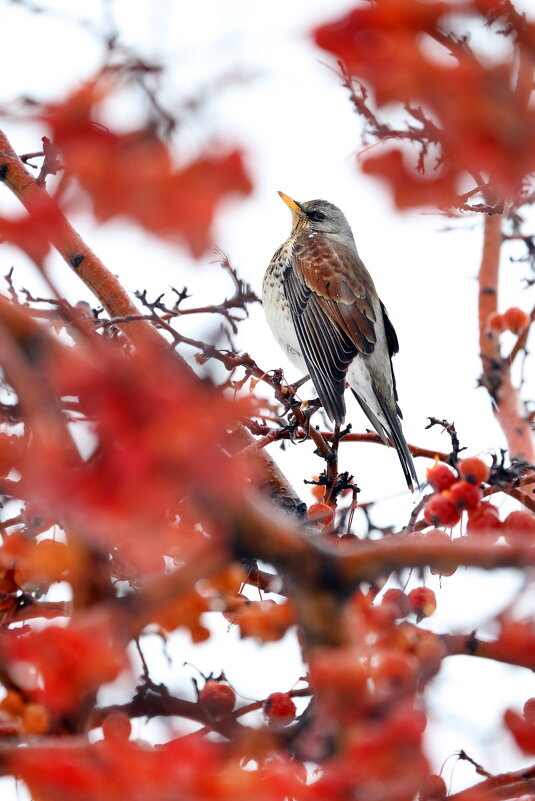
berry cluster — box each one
[424,458,488,527]
[0,690,49,736]
[382,586,437,624]
[487,306,530,334]
[424,458,535,542]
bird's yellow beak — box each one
[278,191,303,214]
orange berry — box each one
[307,502,334,527]
[487,311,506,333]
[0,690,24,716]
[21,703,50,735]
[310,477,324,501]
[503,306,530,333]
[459,457,490,485]
[427,462,456,492]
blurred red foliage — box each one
[314,0,535,205]
[11,734,309,801]
[7,320,255,571]
[45,80,252,257]
[2,614,126,714]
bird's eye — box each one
[311,211,326,222]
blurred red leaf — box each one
[492,619,535,668]
[3,614,127,714]
[11,735,304,801]
[362,148,457,210]
[0,195,64,266]
[44,80,252,257]
[10,323,256,567]
[504,708,535,754]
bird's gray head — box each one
[278,192,355,246]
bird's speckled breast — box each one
[262,240,307,371]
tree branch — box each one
[0,128,163,348]
[478,213,534,464]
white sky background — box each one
[0,0,534,798]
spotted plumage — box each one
[263,192,418,491]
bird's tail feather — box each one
[351,389,389,446]
[374,389,418,492]
[351,387,418,492]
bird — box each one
[263,191,418,491]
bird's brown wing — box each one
[283,233,378,424]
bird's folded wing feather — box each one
[283,233,379,423]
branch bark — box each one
[478,213,534,465]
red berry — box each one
[263,692,296,726]
[487,312,506,333]
[102,711,131,741]
[424,494,461,526]
[447,480,482,511]
[199,681,236,719]
[503,306,530,333]
[408,587,437,621]
[419,775,447,801]
[307,502,334,527]
[466,502,501,541]
[381,588,410,619]
[503,510,535,544]
[426,462,456,492]
[524,698,535,724]
[459,457,490,485]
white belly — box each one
[262,269,308,374]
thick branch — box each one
[438,628,535,671]
[447,764,535,801]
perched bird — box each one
[263,192,418,491]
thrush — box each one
[263,191,418,491]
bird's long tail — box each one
[351,388,418,492]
